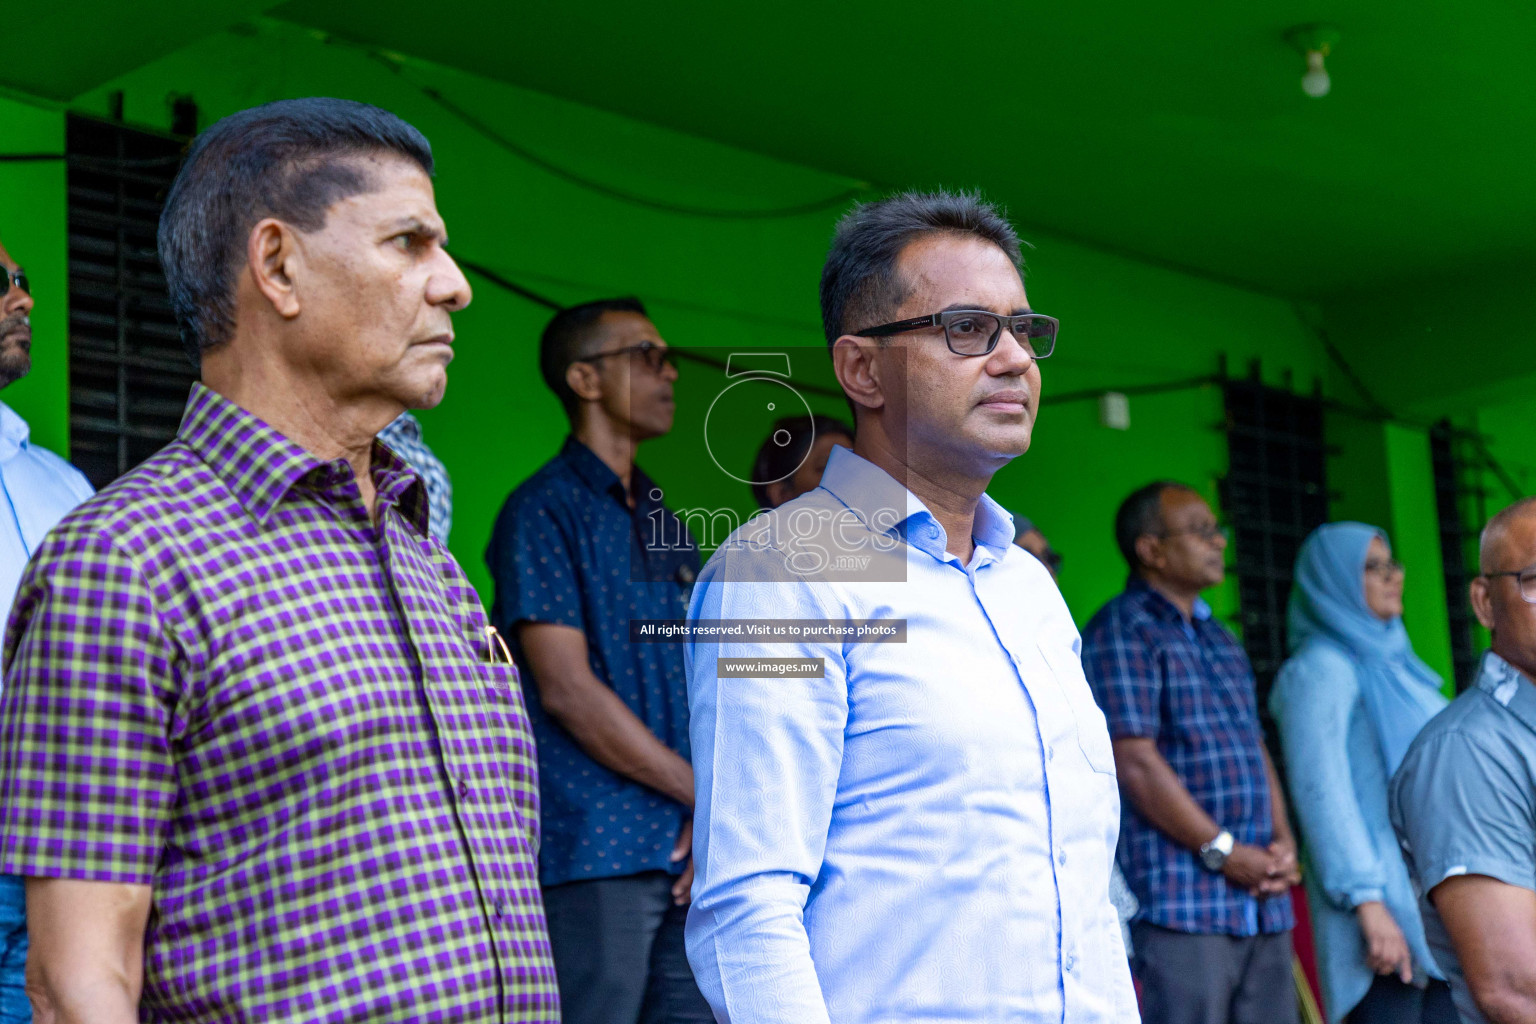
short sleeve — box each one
[1081,603,1162,741]
[1392,727,1536,897]
[485,487,585,635]
[0,526,179,883]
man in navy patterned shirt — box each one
[485,298,708,1024]
[1082,480,1301,1024]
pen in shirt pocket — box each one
[482,623,516,669]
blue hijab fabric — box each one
[1288,522,1448,774]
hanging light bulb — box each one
[1285,24,1341,100]
[1301,49,1331,98]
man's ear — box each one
[246,218,302,320]
[1470,577,1496,631]
[831,335,885,414]
[1134,534,1163,574]
[566,360,604,404]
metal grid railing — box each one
[66,114,194,489]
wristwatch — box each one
[1199,829,1235,872]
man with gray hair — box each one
[1392,495,1536,1024]
[0,99,557,1023]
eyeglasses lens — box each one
[943,313,1000,356]
[1022,317,1057,359]
[942,313,1057,358]
[641,345,675,373]
[4,271,27,296]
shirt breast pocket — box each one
[1039,641,1118,777]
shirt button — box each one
[927,524,940,539]
[1065,953,1077,972]
[1057,848,1067,866]
[459,778,471,801]
[1046,745,1055,761]
[494,897,507,917]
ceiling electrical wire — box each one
[357,49,869,221]
[455,258,845,398]
[455,257,563,310]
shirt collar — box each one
[385,411,423,442]
[560,434,649,507]
[816,444,1015,562]
[0,401,28,462]
[1127,575,1214,624]
[1477,650,1536,736]
[177,382,430,533]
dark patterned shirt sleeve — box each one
[0,525,179,883]
[489,489,585,634]
[1081,602,1162,741]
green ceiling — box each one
[266,0,1536,299]
[6,1,1535,301]
[2,1,285,102]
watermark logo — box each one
[633,343,909,583]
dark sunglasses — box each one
[580,340,676,374]
[2,269,29,296]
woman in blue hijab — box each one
[1270,523,1456,1024]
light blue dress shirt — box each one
[0,400,92,616]
[684,446,1137,1024]
[0,398,92,1024]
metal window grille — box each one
[1430,420,1484,692]
[66,114,193,488]
[1219,370,1330,714]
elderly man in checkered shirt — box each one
[0,99,557,1023]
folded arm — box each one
[518,621,693,806]
[1114,737,1286,895]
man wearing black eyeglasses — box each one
[486,298,709,1024]
[1392,495,1536,1024]
[684,191,1136,1024]
[0,235,93,1024]
[1081,481,1301,1024]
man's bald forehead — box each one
[1480,496,1536,573]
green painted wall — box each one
[9,19,1381,638]
[1382,423,1456,686]
[1478,394,1536,501]
[0,95,69,456]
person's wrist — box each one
[1350,889,1386,910]
[1199,829,1234,871]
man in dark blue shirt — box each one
[486,298,707,1024]
[1081,480,1300,1024]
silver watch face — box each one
[1201,845,1227,870]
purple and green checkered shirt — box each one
[0,383,559,1023]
